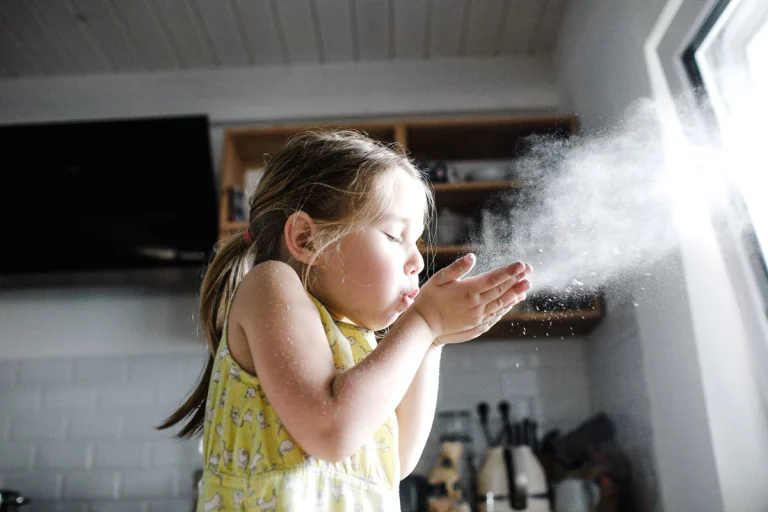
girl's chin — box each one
[386,304,409,324]
[357,299,411,330]
[365,310,401,331]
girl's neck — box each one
[309,288,358,326]
[307,286,361,327]
[276,237,361,327]
[326,305,354,324]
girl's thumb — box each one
[435,253,476,285]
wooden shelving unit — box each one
[218,113,603,339]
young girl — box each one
[159,129,532,511]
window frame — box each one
[681,0,768,317]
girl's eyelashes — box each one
[384,233,403,244]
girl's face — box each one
[310,167,427,330]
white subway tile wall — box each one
[0,353,205,511]
[0,340,592,510]
[415,339,592,475]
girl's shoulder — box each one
[230,260,320,326]
[224,259,328,375]
[243,259,300,289]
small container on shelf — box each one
[227,185,247,222]
[423,161,449,183]
[435,208,474,245]
[244,167,265,200]
[446,160,518,183]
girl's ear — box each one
[284,211,317,265]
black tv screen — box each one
[0,114,218,276]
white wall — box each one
[556,1,768,511]
[0,56,560,126]
[0,353,207,511]
[582,286,658,511]
[556,0,665,131]
[0,269,203,360]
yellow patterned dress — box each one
[197,290,401,511]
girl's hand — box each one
[411,253,532,346]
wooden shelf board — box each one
[219,221,248,240]
[430,180,525,192]
[403,113,578,128]
[225,120,399,137]
[503,308,602,322]
[482,304,603,339]
[428,180,526,213]
[222,221,248,231]
[483,316,601,338]
[419,244,480,255]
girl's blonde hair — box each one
[158,129,434,439]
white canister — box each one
[553,477,600,512]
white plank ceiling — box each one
[0,0,565,79]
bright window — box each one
[684,0,768,307]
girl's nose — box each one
[406,250,425,275]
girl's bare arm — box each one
[236,260,434,462]
[395,345,442,477]
[237,258,526,462]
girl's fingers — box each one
[478,275,518,305]
[442,280,531,344]
[470,262,527,293]
[511,263,533,282]
[433,253,477,285]
[478,307,510,332]
[445,316,499,344]
[483,279,531,316]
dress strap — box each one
[306,293,335,327]
[215,279,244,358]
[224,279,243,325]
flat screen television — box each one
[0,114,218,277]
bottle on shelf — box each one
[227,185,247,223]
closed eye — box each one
[385,233,403,243]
